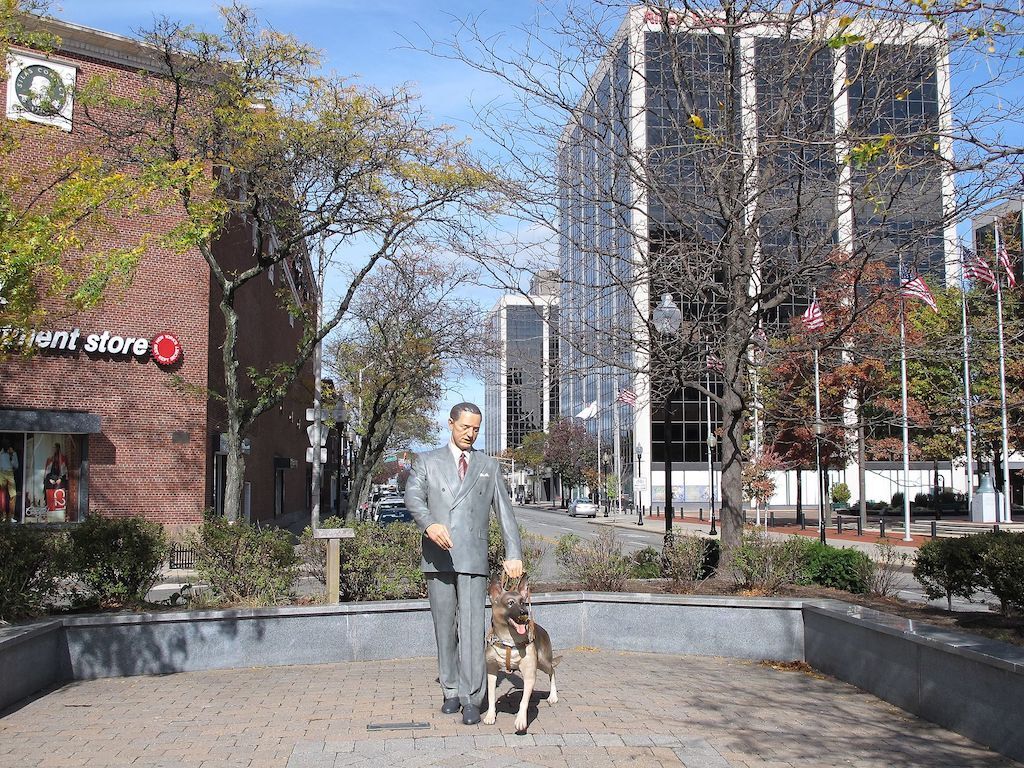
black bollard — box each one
[856,517,863,536]
[879,519,887,538]
[769,508,775,527]
[930,521,937,539]
[836,516,843,534]
[799,512,806,530]
[699,507,704,521]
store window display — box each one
[0,432,80,523]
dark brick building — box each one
[0,17,316,531]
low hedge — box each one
[0,523,66,620]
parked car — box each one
[377,506,414,526]
[568,497,599,518]
[373,496,405,519]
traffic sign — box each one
[306,424,328,447]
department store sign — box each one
[0,326,183,367]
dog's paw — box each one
[514,713,528,732]
[547,692,558,705]
[482,710,496,725]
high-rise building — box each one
[558,7,955,510]
[484,272,560,500]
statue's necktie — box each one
[458,453,468,481]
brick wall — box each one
[1,28,315,527]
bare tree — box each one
[330,257,496,520]
[426,0,1024,563]
[76,4,496,521]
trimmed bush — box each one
[913,536,985,611]
[979,532,1024,616]
[66,514,167,607]
[831,483,851,505]
[662,535,714,592]
[0,523,66,620]
[338,521,425,601]
[555,529,631,591]
[189,513,297,606]
[730,531,806,595]
[891,492,905,508]
[630,546,662,579]
[798,541,872,594]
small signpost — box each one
[313,527,355,603]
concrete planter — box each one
[1,594,1022,763]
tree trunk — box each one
[796,468,803,524]
[221,299,247,523]
[718,384,746,565]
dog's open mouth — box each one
[509,617,529,636]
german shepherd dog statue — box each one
[483,577,560,732]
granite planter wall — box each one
[2,594,1022,764]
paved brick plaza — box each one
[0,650,1017,768]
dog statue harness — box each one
[486,618,536,673]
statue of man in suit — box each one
[405,402,523,725]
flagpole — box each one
[899,295,914,542]
[813,343,824,544]
[613,394,623,516]
[995,225,1013,522]
[596,378,602,505]
[959,248,975,509]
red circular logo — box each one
[151,333,183,366]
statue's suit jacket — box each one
[405,447,523,576]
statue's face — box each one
[449,411,481,451]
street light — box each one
[814,418,826,544]
[707,433,718,536]
[635,442,644,526]
[652,293,682,546]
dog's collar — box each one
[486,633,521,649]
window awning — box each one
[0,409,101,434]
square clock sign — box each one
[6,52,76,130]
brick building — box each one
[0,17,318,531]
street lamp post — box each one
[652,293,682,549]
[707,434,718,536]
[636,442,644,526]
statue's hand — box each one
[425,523,453,550]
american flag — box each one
[705,353,724,373]
[900,273,938,313]
[616,388,638,405]
[962,247,998,291]
[998,242,1018,288]
[802,299,825,331]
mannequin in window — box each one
[0,441,18,520]
[44,443,68,489]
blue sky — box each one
[55,0,536,446]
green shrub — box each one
[662,535,714,592]
[891,492,905,508]
[555,529,631,591]
[488,517,546,580]
[730,531,806,594]
[630,546,662,579]
[0,523,66,620]
[831,483,851,505]
[188,513,297,606]
[66,514,167,607]
[337,521,425,601]
[798,541,872,594]
[913,536,985,611]
[979,532,1024,616]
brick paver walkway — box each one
[1,650,1017,768]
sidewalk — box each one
[2,648,1018,767]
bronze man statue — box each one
[404,402,523,725]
